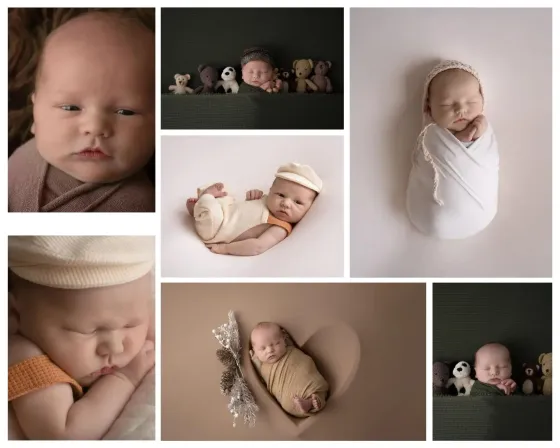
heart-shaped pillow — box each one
[245,322,361,437]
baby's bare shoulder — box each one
[9,334,44,366]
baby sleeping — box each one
[186,162,322,256]
[406,60,499,239]
[250,322,329,417]
[238,47,282,93]
[8,11,155,212]
[471,343,518,396]
[8,236,155,439]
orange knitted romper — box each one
[8,355,83,402]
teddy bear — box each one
[292,59,318,94]
[539,352,552,396]
[447,361,475,396]
[169,74,193,94]
[214,67,239,94]
[310,60,333,93]
[278,68,294,93]
[521,362,542,395]
[433,361,450,395]
[194,64,218,94]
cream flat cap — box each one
[275,162,322,193]
[8,236,154,289]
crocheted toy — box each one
[310,60,333,93]
[539,352,552,396]
[292,59,318,93]
[521,362,542,395]
[433,361,450,395]
[447,361,475,396]
[278,68,294,93]
[168,74,193,95]
[194,64,218,94]
[215,67,239,94]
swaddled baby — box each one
[406,60,499,239]
[8,11,155,212]
[186,162,322,256]
[238,47,282,93]
[471,343,518,396]
[250,322,329,417]
[8,236,155,439]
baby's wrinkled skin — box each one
[241,60,282,92]
[427,69,488,143]
[250,323,323,414]
[31,12,155,184]
[186,177,317,256]
[8,273,155,439]
[474,343,517,395]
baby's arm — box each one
[207,225,287,256]
[246,189,264,201]
[11,337,154,440]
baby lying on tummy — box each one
[406,60,499,239]
[8,236,155,439]
[186,162,322,256]
[8,11,155,212]
[471,343,518,396]
[238,47,282,93]
[250,322,329,417]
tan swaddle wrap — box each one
[8,138,155,212]
[257,346,329,417]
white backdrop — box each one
[350,8,552,277]
[161,136,344,278]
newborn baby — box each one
[471,343,518,396]
[186,162,322,256]
[8,236,155,439]
[8,11,155,212]
[250,322,329,417]
[406,60,499,239]
[238,47,282,93]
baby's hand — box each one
[246,189,264,201]
[113,340,155,388]
[455,124,477,142]
[206,243,228,255]
[501,378,517,394]
[471,114,488,140]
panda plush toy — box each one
[447,361,475,396]
[215,67,239,94]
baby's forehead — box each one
[244,60,271,69]
[476,344,510,361]
[272,178,316,196]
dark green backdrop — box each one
[161,7,344,93]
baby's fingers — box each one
[468,125,478,140]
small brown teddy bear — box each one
[521,362,542,395]
[539,352,552,396]
[169,74,193,94]
[194,64,218,94]
[278,68,294,93]
[310,60,333,93]
[292,59,318,93]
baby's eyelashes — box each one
[116,109,137,116]
[60,104,81,111]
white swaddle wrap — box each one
[406,60,499,239]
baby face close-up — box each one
[266,178,317,224]
[11,273,152,387]
[251,324,287,364]
[241,60,274,87]
[474,343,512,385]
[31,12,155,184]
[428,69,483,132]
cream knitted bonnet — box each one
[417,60,485,205]
[8,236,154,289]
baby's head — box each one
[8,236,154,387]
[32,11,155,184]
[424,61,484,132]
[474,342,512,385]
[266,162,322,224]
[251,322,287,364]
[240,47,275,87]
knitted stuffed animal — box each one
[215,67,239,94]
[310,60,333,93]
[433,361,450,395]
[292,59,318,93]
[194,65,218,94]
[539,352,552,396]
[521,362,542,395]
[168,74,193,94]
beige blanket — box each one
[258,346,329,417]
